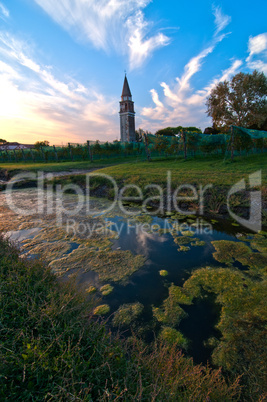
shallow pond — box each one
[0,188,264,364]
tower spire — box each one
[121,75,132,99]
[119,75,135,142]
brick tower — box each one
[119,75,136,142]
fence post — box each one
[143,134,151,162]
[68,143,73,161]
[182,130,187,160]
[21,148,26,162]
[13,150,17,162]
[40,146,46,162]
[30,149,35,163]
[231,126,234,161]
[87,141,93,162]
[53,145,58,162]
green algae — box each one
[0,189,147,285]
[152,284,192,327]
[23,241,72,263]
[173,236,195,245]
[211,240,252,264]
[211,240,267,272]
[49,246,145,282]
[191,240,206,247]
[134,214,153,224]
[182,264,267,393]
[93,304,110,316]
[100,284,114,296]
[178,245,190,252]
[181,230,195,237]
[112,302,144,327]
[159,327,188,349]
[159,270,168,277]
[249,234,267,253]
[85,285,97,294]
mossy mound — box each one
[100,284,114,296]
[112,302,144,327]
[211,240,252,264]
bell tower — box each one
[119,75,136,142]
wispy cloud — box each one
[32,0,170,70]
[127,11,170,69]
[141,58,243,131]
[140,7,237,131]
[0,31,118,144]
[213,5,231,36]
[0,2,9,19]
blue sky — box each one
[0,0,266,144]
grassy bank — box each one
[1,153,266,184]
[38,153,266,224]
[0,236,241,401]
[93,153,267,187]
[0,158,119,175]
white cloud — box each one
[213,5,231,36]
[0,2,9,19]
[0,32,118,144]
[246,33,267,74]
[246,33,267,61]
[246,59,267,75]
[32,0,170,70]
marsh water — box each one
[0,188,250,364]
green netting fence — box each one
[0,127,266,164]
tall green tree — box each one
[206,70,267,129]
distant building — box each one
[0,142,35,151]
[119,75,136,142]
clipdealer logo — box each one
[227,170,262,232]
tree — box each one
[206,70,267,129]
[35,140,50,149]
[0,139,7,144]
[155,127,176,136]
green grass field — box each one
[93,153,267,187]
[0,155,145,174]
[1,153,266,187]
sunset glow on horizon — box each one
[0,0,266,145]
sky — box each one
[0,0,266,145]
